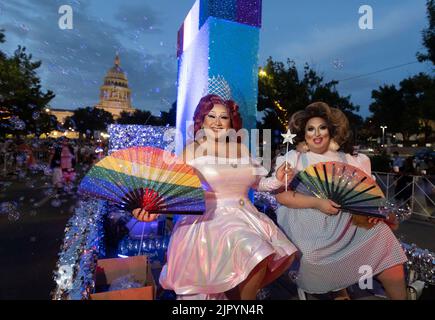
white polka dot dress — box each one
[275,150,408,294]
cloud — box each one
[114,3,162,33]
[0,22,31,39]
[274,2,425,64]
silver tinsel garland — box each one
[51,199,106,300]
[108,124,176,154]
[52,124,176,300]
[402,242,435,286]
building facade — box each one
[95,55,135,118]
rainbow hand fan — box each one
[291,161,387,218]
[78,147,205,221]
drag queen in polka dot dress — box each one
[275,102,408,300]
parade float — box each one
[51,124,435,300]
[51,0,434,300]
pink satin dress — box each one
[159,156,298,299]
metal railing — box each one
[372,172,435,220]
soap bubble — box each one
[8,211,20,222]
[51,199,62,208]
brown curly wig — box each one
[288,102,353,153]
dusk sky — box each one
[0,0,431,118]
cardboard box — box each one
[90,255,155,300]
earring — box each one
[328,139,340,152]
[297,141,310,153]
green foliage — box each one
[258,57,363,150]
[117,101,176,127]
[67,107,114,137]
[159,101,177,127]
[0,30,56,136]
[369,73,435,143]
[417,0,435,66]
[117,110,155,125]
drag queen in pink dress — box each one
[157,94,298,300]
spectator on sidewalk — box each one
[15,138,36,175]
[49,145,63,190]
[394,157,415,206]
[60,139,76,190]
[391,151,404,173]
[421,158,435,212]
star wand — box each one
[281,129,297,191]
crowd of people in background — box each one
[391,151,435,176]
[0,136,434,212]
[391,151,435,211]
[0,136,108,192]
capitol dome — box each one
[105,55,128,84]
[95,54,134,118]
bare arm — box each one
[132,208,160,222]
[276,191,341,215]
[245,144,295,192]
[276,191,319,209]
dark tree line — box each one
[363,0,435,145]
[257,58,363,150]
[0,30,57,136]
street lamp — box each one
[380,126,387,147]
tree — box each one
[159,101,177,127]
[117,109,167,126]
[117,102,177,127]
[63,116,76,131]
[258,57,363,150]
[0,30,56,136]
[117,110,155,125]
[415,1,435,143]
[368,0,435,146]
[417,0,435,66]
[358,118,378,146]
[369,85,403,127]
[369,84,415,143]
[369,74,435,144]
[68,107,114,137]
[400,73,435,143]
[0,29,5,60]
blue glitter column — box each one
[176,0,262,154]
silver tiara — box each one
[202,75,232,101]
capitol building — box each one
[50,54,135,124]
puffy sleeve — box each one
[249,157,282,192]
[274,150,299,172]
[253,150,300,192]
[257,175,284,192]
[353,153,372,176]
